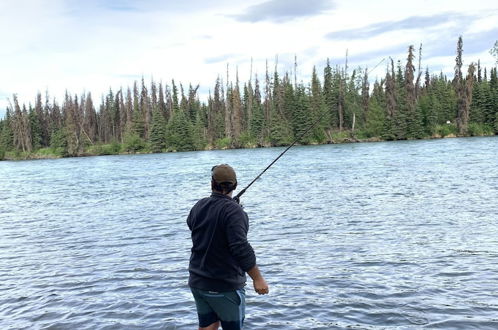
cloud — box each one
[346,45,408,66]
[231,0,334,23]
[205,54,241,64]
[326,13,470,40]
[425,28,498,58]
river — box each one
[1,136,498,329]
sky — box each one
[1,0,497,119]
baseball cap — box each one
[211,164,237,185]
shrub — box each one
[123,133,146,153]
[434,123,457,137]
[467,123,494,136]
[0,147,5,160]
[215,137,231,149]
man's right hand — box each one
[247,265,269,295]
[253,278,269,295]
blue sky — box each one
[1,0,497,118]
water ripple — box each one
[1,137,498,329]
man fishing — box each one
[187,164,269,330]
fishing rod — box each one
[233,57,386,204]
[233,112,326,204]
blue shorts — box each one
[190,287,245,330]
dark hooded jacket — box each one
[187,192,256,291]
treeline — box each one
[1,37,497,160]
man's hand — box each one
[253,278,269,295]
[247,265,269,295]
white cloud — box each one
[1,0,497,119]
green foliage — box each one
[4,39,498,159]
[34,148,62,158]
[467,123,494,136]
[50,128,68,157]
[0,147,5,160]
[494,111,498,133]
[238,132,257,148]
[434,123,457,137]
[0,120,13,151]
[123,132,146,153]
[215,137,231,149]
[87,142,121,155]
[29,108,42,150]
[363,98,386,138]
[149,110,167,153]
[166,109,195,151]
[330,130,352,142]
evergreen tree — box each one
[383,60,397,140]
[405,45,423,138]
[149,109,167,152]
[364,80,386,138]
[249,76,264,144]
[268,70,292,146]
[34,92,49,147]
[323,59,338,130]
[29,105,42,150]
[393,60,408,139]
[0,109,14,151]
[310,66,328,142]
[291,84,312,143]
[455,36,470,135]
[166,107,194,151]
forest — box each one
[1,37,497,160]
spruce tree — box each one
[291,84,312,143]
[323,59,338,130]
[149,109,167,153]
[166,107,194,151]
[249,77,264,144]
[0,109,14,151]
[455,36,469,135]
[310,66,328,142]
[29,105,42,150]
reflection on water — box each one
[1,137,498,329]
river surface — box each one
[1,136,498,329]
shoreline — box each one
[2,132,495,162]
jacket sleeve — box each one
[224,204,256,272]
[187,207,193,230]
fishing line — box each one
[234,56,385,204]
[234,111,327,204]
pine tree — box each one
[393,60,408,139]
[83,92,98,144]
[405,45,423,138]
[230,77,243,147]
[455,36,469,135]
[249,76,264,144]
[141,78,151,139]
[383,60,397,140]
[487,68,498,129]
[34,92,49,147]
[268,69,292,146]
[291,83,312,143]
[323,59,338,131]
[166,106,194,151]
[29,105,42,150]
[149,109,167,153]
[0,109,14,151]
[364,80,386,138]
[310,66,328,142]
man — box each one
[187,164,269,330]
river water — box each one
[1,136,498,329]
